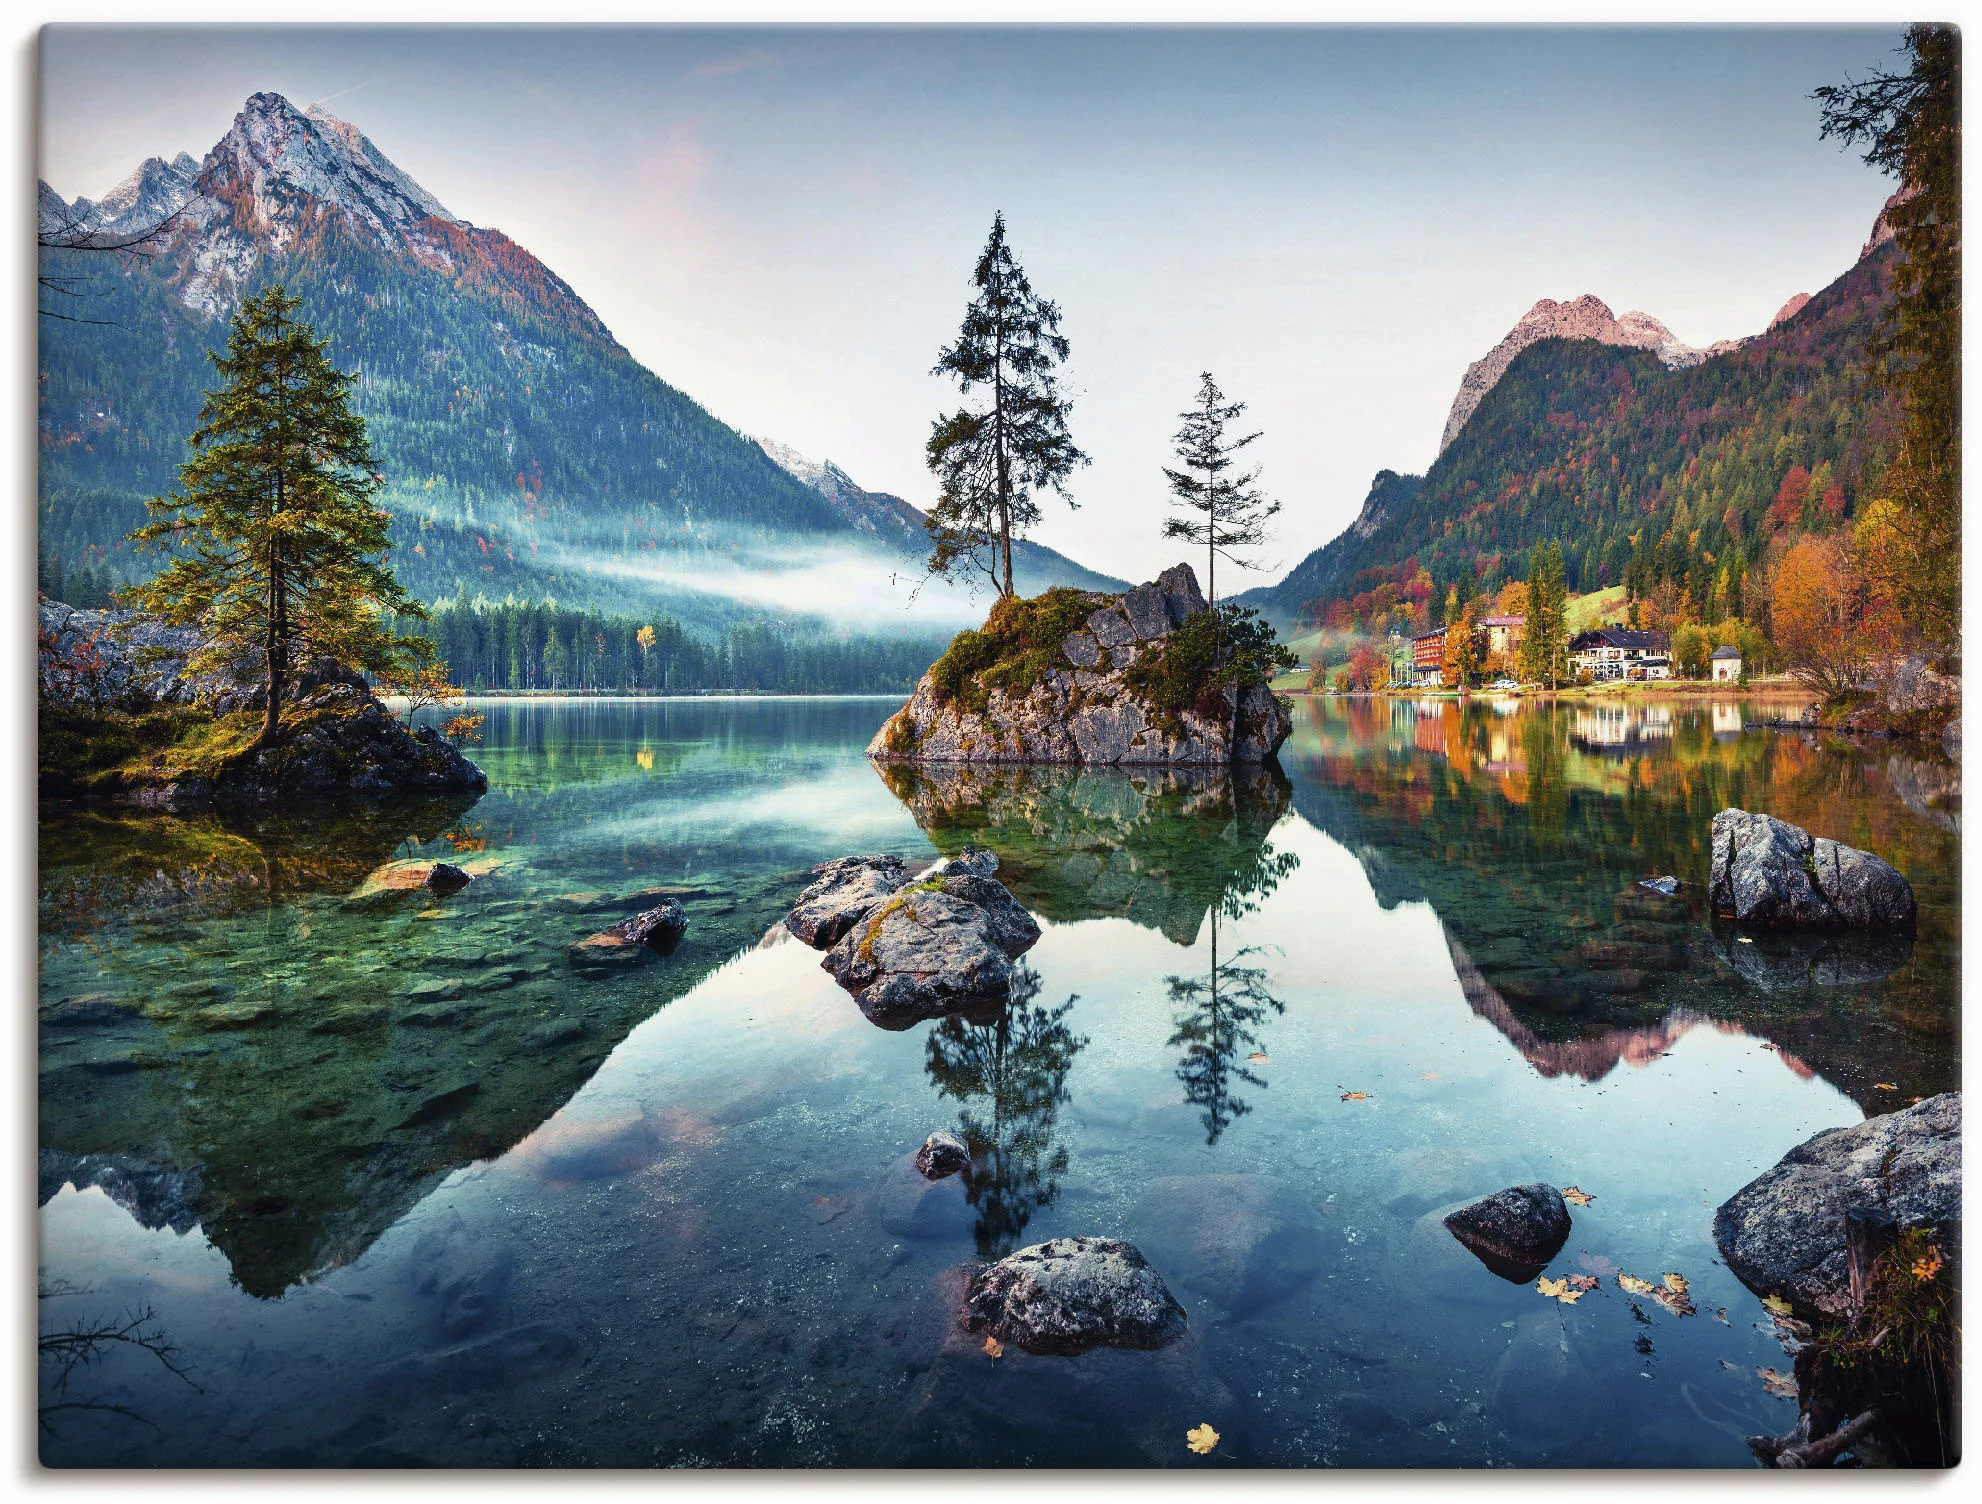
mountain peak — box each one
[203,90,458,230]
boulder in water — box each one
[1442,1183,1572,1283]
[425,863,473,894]
[960,1236,1188,1356]
[783,854,912,947]
[1709,809,1915,930]
[914,1131,972,1181]
[820,871,1039,1029]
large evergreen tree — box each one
[925,213,1087,598]
[1161,372,1281,610]
[130,286,425,749]
[1519,541,1569,688]
[1817,23,1960,656]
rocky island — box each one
[869,564,1291,767]
[38,601,486,806]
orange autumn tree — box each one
[1770,534,1901,698]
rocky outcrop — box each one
[818,869,1042,1030]
[1443,1183,1572,1283]
[870,564,1290,768]
[1710,809,1916,930]
[960,1236,1188,1355]
[1713,1093,1960,1317]
[568,900,688,971]
[38,601,486,804]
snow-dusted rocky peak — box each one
[1438,294,1738,454]
[755,438,927,549]
[70,152,200,237]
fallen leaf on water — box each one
[982,1336,1004,1359]
[1561,1186,1595,1207]
[1340,1091,1370,1102]
[1757,1367,1798,1399]
[1247,1052,1270,1065]
[1714,1308,1730,1325]
[1652,1286,1697,1318]
[1662,1272,1689,1296]
[1186,1423,1219,1455]
[1873,1082,1898,1091]
[1617,1273,1656,1295]
[1761,1294,1794,1318]
[1536,1277,1584,1305]
[1567,1275,1599,1291]
[1576,1252,1619,1278]
[1421,1070,1439,1080]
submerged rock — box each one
[915,1130,972,1181]
[568,900,687,969]
[1638,875,1682,896]
[1713,1092,1960,1317]
[868,563,1290,768]
[1709,808,1915,930]
[821,871,1040,1029]
[1442,1183,1572,1283]
[425,863,473,894]
[783,854,912,947]
[960,1236,1188,1355]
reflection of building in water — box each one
[1711,704,1744,737]
[1570,704,1675,752]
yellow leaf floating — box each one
[1662,1272,1689,1296]
[1340,1091,1370,1102]
[1761,1294,1794,1317]
[982,1336,1004,1359]
[1561,1186,1594,1207]
[1757,1367,1798,1399]
[1247,1052,1270,1065]
[1873,1082,1898,1091]
[1536,1277,1583,1305]
[1186,1423,1220,1455]
[1617,1273,1656,1295]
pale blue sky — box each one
[41,24,1904,582]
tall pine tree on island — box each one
[925,213,1088,598]
[1161,372,1280,610]
[130,286,428,750]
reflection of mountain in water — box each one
[37,794,805,1299]
[1284,697,1958,1114]
[875,760,1293,944]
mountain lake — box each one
[37,693,1959,1467]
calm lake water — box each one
[37,693,1960,1467]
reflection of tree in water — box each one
[38,1282,200,1439]
[1164,834,1298,1144]
[923,964,1087,1256]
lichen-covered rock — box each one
[914,1131,972,1181]
[1713,1093,1960,1317]
[1710,808,1915,930]
[1442,1183,1572,1283]
[869,563,1290,768]
[783,854,913,947]
[960,1236,1188,1355]
[821,872,1041,1030]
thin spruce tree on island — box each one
[130,285,431,751]
[924,212,1088,598]
[1161,371,1281,614]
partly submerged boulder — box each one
[568,900,688,970]
[869,563,1290,768]
[820,871,1041,1029]
[1713,1092,1960,1318]
[1442,1183,1572,1283]
[783,854,913,947]
[914,1130,972,1182]
[960,1236,1188,1355]
[1709,808,1915,930]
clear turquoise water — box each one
[37,694,1959,1467]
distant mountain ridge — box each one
[37,91,1112,633]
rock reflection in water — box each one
[875,759,1292,944]
[923,964,1087,1257]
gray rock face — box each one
[821,873,1041,1030]
[869,562,1290,768]
[960,1236,1188,1355]
[1713,1093,1960,1317]
[914,1131,972,1181]
[1710,808,1915,930]
[936,844,999,878]
[783,854,912,947]
[1442,1183,1572,1282]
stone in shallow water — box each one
[1442,1183,1571,1283]
[914,1130,971,1181]
[821,876,1039,1030]
[567,900,687,969]
[783,854,912,947]
[1713,1092,1960,1317]
[1709,808,1915,930]
[425,863,473,894]
[960,1236,1188,1356]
